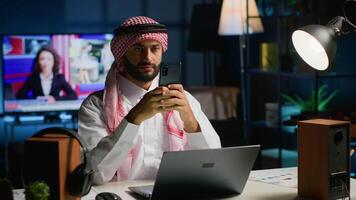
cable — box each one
[336,177,350,200]
[342,179,350,200]
[343,0,356,31]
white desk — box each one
[82,167,356,200]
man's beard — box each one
[123,56,160,82]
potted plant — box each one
[25,181,50,200]
[0,177,14,200]
[282,84,338,112]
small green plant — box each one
[282,84,338,112]
[0,177,14,200]
[25,181,50,200]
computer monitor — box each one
[2,33,114,113]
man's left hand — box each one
[159,84,200,133]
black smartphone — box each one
[159,62,182,86]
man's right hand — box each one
[126,87,169,125]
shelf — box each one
[247,68,313,79]
[317,72,356,79]
[250,120,296,134]
[242,0,356,169]
[247,13,316,19]
[261,148,297,168]
[247,68,356,79]
[250,120,279,130]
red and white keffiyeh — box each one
[103,16,187,180]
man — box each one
[78,16,221,185]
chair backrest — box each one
[188,86,239,120]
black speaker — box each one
[298,119,350,200]
[25,127,93,200]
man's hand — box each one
[126,87,168,125]
[159,84,200,133]
[126,84,200,133]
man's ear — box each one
[117,58,126,74]
[119,57,124,65]
[120,55,127,66]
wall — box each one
[0,0,218,130]
[0,0,219,180]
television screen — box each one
[2,33,114,113]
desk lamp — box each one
[291,0,356,112]
[291,16,353,71]
[292,1,356,199]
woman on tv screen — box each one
[16,46,78,102]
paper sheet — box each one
[249,167,298,188]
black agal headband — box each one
[114,23,167,36]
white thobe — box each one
[78,74,221,185]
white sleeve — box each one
[184,91,222,149]
[78,95,139,185]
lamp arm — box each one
[343,0,356,32]
[327,16,350,37]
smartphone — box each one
[159,62,182,86]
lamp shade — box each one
[292,25,337,71]
[218,0,264,35]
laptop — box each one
[129,145,260,199]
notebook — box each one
[129,145,260,199]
